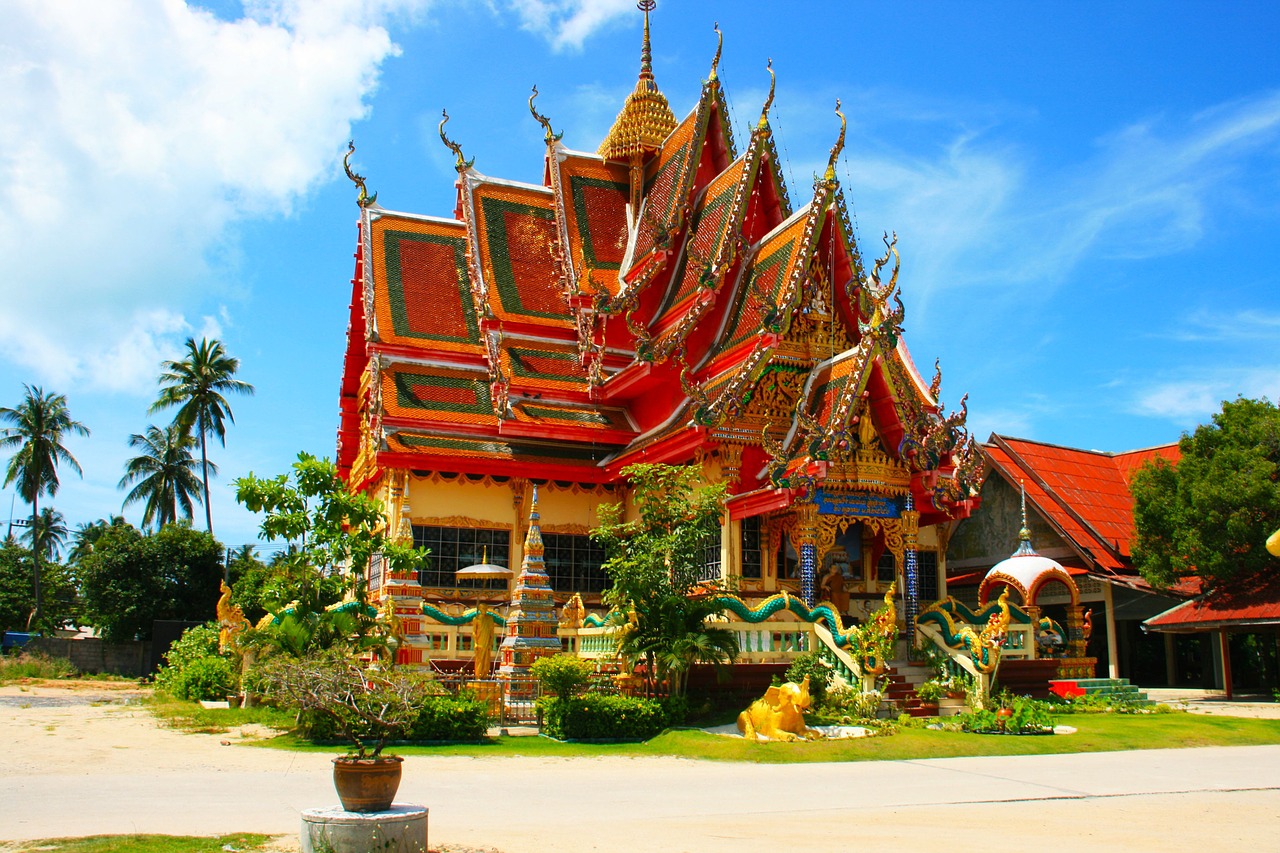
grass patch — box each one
[244,711,1280,762]
[145,695,295,736]
[0,652,79,683]
[0,834,276,852]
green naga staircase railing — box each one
[420,602,507,628]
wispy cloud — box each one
[790,88,1280,320]
[1155,309,1280,343]
[0,0,430,394]
[506,0,634,51]
[1132,368,1280,422]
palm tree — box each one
[118,423,208,530]
[23,506,68,562]
[0,385,90,629]
[151,337,254,534]
[68,515,125,564]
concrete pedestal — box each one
[301,803,427,853]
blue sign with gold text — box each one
[814,489,901,518]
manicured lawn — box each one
[0,834,275,852]
[245,711,1280,763]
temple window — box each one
[413,525,510,588]
[917,549,939,602]
[740,517,762,579]
[876,550,896,585]
[542,533,609,594]
[776,532,799,579]
[699,527,722,583]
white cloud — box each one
[800,89,1280,321]
[0,0,429,394]
[1132,368,1280,422]
[507,0,635,51]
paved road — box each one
[2,692,1279,851]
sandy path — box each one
[3,683,1280,851]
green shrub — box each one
[162,655,236,702]
[784,652,831,704]
[0,651,77,682]
[539,694,667,741]
[660,694,690,726]
[154,624,237,701]
[960,694,1055,734]
[820,685,883,723]
[407,693,491,741]
[299,691,491,744]
[530,653,594,700]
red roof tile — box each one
[1145,568,1280,630]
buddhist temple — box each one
[335,4,984,676]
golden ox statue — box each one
[737,675,821,742]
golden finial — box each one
[342,140,377,208]
[528,85,562,143]
[758,59,775,129]
[823,99,846,183]
[438,109,473,171]
[709,21,723,82]
[639,1,656,80]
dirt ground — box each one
[2,681,1279,852]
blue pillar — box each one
[801,543,816,607]
[904,493,919,647]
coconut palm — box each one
[151,337,254,534]
[0,385,90,629]
[23,506,68,562]
[118,423,208,530]
[68,515,125,564]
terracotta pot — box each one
[332,756,403,813]
[996,707,1014,731]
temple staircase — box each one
[1050,677,1154,707]
[880,661,936,717]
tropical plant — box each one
[1132,396,1280,587]
[531,653,595,701]
[785,652,833,704]
[154,623,236,702]
[233,453,428,661]
[592,463,738,697]
[151,337,254,534]
[0,539,78,633]
[77,522,224,642]
[119,423,207,530]
[0,384,89,630]
[23,506,68,562]
[68,516,126,564]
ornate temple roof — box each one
[336,6,982,525]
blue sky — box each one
[2,0,1278,550]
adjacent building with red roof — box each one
[946,434,1211,686]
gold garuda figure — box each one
[737,675,821,742]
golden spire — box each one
[823,99,846,184]
[598,1,677,162]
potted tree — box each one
[257,650,430,812]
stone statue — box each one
[737,675,821,742]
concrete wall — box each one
[25,637,152,677]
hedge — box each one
[539,694,667,741]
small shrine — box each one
[498,487,561,709]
